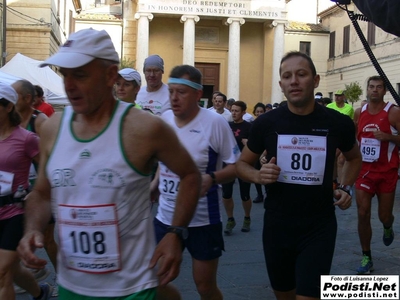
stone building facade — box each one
[319,3,400,104]
[4,1,398,108]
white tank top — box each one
[47,101,158,297]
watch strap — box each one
[209,172,217,185]
[167,226,188,240]
[337,184,352,196]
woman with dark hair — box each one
[0,82,51,299]
[253,102,266,117]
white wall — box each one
[287,0,334,24]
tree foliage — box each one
[120,56,135,69]
[344,81,363,106]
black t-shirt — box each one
[229,120,252,152]
[247,104,356,219]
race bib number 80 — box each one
[277,135,327,185]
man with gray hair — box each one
[136,54,170,115]
[17,28,201,300]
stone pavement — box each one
[16,182,400,300]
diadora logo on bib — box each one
[291,176,320,182]
[51,169,76,187]
[89,168,126,189]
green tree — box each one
[120,56,135,69]
[344,81,363,106]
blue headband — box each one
[168,78,203,90]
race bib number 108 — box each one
[58,204,121,274]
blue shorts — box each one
[0,213,24,251]
[154,218,224,261]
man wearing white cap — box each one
[115,68,142,108]
[136,54,171,115]
[17,28,201,300]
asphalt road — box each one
[16,182,400,299]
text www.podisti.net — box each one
[321,275,399,299]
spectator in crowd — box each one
[33,85,55,117]
[322,97,332,106]
[115,68,142,108]
[327,89,355,186]
[226,98,235,111]
[315,92,323,100]
[327,90,354,118]
[136,55,170,115]
[223,100,253,234]
[208,92,233,122]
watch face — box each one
[169,226,189,240]
[181,228,189,240]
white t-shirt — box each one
[243,112,255,122]
[136,83,170,115]
[156,108,240,227]
[208,107,233,122]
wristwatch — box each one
[167,226,189,240]
[337,184,352,196]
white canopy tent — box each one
[0,53,69,105]
[0,70,21,84]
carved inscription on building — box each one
[138,0,285,20]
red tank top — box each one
[357,102,399,172]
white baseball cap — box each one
[118,68,141,86]
[40,28,119,68]
[0,82,18,105]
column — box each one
[134,12,153,79]
[270,20,286,103]
[225,18,245,100]
[180,15,200,66]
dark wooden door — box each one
[195,63,220,107]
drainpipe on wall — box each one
[120,0,124,62]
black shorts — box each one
[263,212,337,298]
[0,214,24,251]
[154,218,225,261]
[222,178,251,201]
